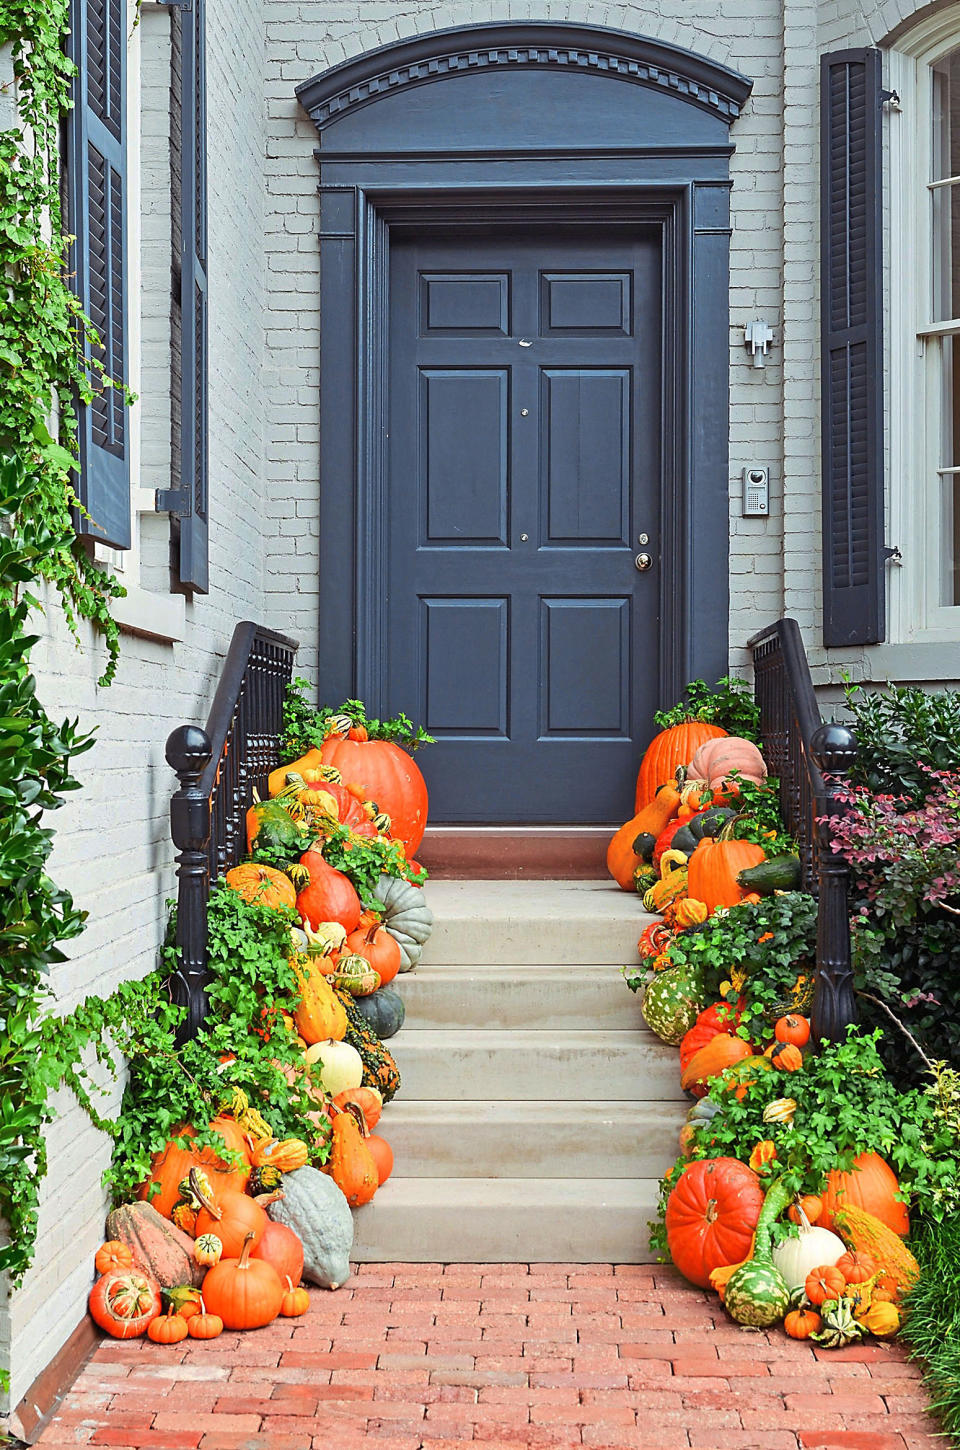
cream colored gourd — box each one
[771,1214,846,1294]
[303,1039,363,1096]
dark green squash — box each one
[737,854,802,895]
[688,806,737,842]
[352,987,405,1040]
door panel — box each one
[386,228,662,822]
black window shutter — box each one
[67,0,130,550]
[820,48,885,646]
[170,0,209,592]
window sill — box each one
[859,640,960,682]
[112,585,185,643]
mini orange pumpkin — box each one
[147,1308,188,1344]
[805,1264,847,1306]
[95,1241,134,1276]
[280,1276,310,1317]
[188,1299,224,1339]
[774,1014,810,1047]
[224,863,297,911]
[788,1194,823,1226]
[836,1249,878,1285]
[784,1307,821,1340]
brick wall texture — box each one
[2,0,956,1414]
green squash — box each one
[737,854,803,895]
[641,965,703,1046]
[722,1178,792,1328]
[688,806,737,841]
[247,798,305,855]
[351,987,406,1040]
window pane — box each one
[931,53,960,320]
[937,336,960,605]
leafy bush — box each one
[844,681,960,802]
[901,1215,960,1445]
[651,1029,959,1259]
[824,772,960,1085]
[654,676,761,742]
[281,679,434,759]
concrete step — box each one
[396,963,645,1031]
[421,880,655,965]
[351,1177,661,1263]
[389,1028,679,1101]
[380,1099,686,1178]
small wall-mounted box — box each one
[742,466,769,517]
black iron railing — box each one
[165,622,298,1041]
[747,619,858,1043]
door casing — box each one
[297,24,753,725]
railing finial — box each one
[809,721,858,1045]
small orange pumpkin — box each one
[805,1264,846,1306]
[147,1308,188,1344]
[788,1194,823,1226]
[224,863,297,911]
[836,1249,878,1285]
[774,1014,810,1047]
[784,1307,821,1340]
[280,1276,310,1317]
[188,1303,224,1339]
[95,1241,134,1276]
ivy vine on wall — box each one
[0,3,128,1281]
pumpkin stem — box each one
[236,1232,256,1270]
[188,1166,221,1220]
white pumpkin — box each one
[304,1038,363,1096]
[772,1223,846,1292]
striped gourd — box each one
[832,1205,920,1303]
[722,1178,792,1328]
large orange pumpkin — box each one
[665,1157,765,1288]
[138,1118,251,1220]
[686,834,765,913]
[635,722,727,813]
[224,864,296,912]
[320,737,428,856]
[819,1153,909,1237]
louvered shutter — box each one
[67,0,130,550]
[820,48,885,646]
[173,0,209,592]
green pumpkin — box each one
[247,798,304,854]
[688,806,737,841]
[641,965,703,1046]
[722,1177,791,1328]
[352,987,406,1040]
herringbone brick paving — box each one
[35,1263,939,1449]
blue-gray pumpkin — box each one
[351,987,405,1039]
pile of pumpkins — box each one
[665,1137,918,1346]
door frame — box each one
[297,23,753,715]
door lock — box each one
[634,552,653,571]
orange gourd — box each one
[293,957,348,1045]
[296,850,362,933]
[819,1153,909,1237]
[327,1106,379,1208]
[224,863,296,912]
[771,1042,803,1072]
[680,1035,753,1094]
[686,828,765,914]
[201,1233,284,1330]
[250,1137,309,1173]
[788,1194,823,1226]
[268,749,325,798]
[606,785,682,891]
[635,722,727,812]
[747,1140,777,1173]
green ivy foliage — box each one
[654,676,761,742]
[280,679,435,758]
[0,0,130,1282]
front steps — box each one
[351,879,687,1264]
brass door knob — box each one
[634,552,653,571]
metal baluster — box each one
[810,722,859,1043]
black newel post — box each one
[809,721,859,1044]
[165,724,213,1044]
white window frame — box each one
[889,16,960,643]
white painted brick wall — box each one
[0,0,267,1410]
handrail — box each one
[165,622,298,1041]
[746,618,858,1043]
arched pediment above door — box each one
[296,23,753,151]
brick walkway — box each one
[37,1263,939,1450]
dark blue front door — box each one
[386,227,662,823]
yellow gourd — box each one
[268,750,325,798]
[857,1300,900,1337]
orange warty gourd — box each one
[327,1108,379,1208]
[819,1153,910,1237]
[320,736,428,856]
[606,786,682,891]
[680,1036,753,1095]
[635,722,727,812]
[687,833,766,914]
[293,957,348,1045]
[138,1117,251,1220]
[224,863,296,912]
[831,1206,919,1302]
